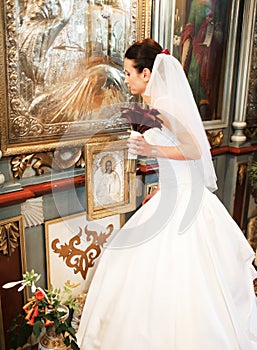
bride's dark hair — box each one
[125,38,162,73]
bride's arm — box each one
[128,131,201,160]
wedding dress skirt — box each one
[77,127,257,350]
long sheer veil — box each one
[144,54,217,192]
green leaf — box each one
[56,322,66,334]
[7,314,34,349]
[67,326,76,337]
[71,339,80,350]
[33,320,44,338]
[64,337,70,346]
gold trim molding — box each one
[137,0,152,40]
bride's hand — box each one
[127,136,152,157]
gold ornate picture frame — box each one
[45,211,123,297]
[151,0,239,129]
[0,0,152,156]
[85,134,136,219]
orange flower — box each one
[32,305,38,318]
[27,305,39,326]
[24,307,34,321]
[27,318,35,326]
[44,318,54,327]
[35,290,45,300]
[23,300,34,311]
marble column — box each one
[231,0,257,143]
[151,0,175,52]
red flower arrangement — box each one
[120,103,163,172]
[3,270,80,350]
[120,103,163,134]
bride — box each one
[76,38,257,349]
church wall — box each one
[1,0,257,348]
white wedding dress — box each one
[77,126,257,350]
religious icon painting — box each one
[151,0,238,126]
[85,134,136,219]
[0,0,152,156]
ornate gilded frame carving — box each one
[0,215,26,259]
[0,0,152,156]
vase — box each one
[38,327,68,350]
[38,305,70,350]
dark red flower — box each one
[120,104,163,134]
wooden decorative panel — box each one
[0,215,26,349]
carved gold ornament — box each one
[206,130,224,148]
[51,224,114,280]
[238,163,247,187]
[0,222,19,256]
[0,217,24,256]
[11,147,83,178]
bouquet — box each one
[120,103,163,134]
[120,103,163,172]
[3,270,80,350]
